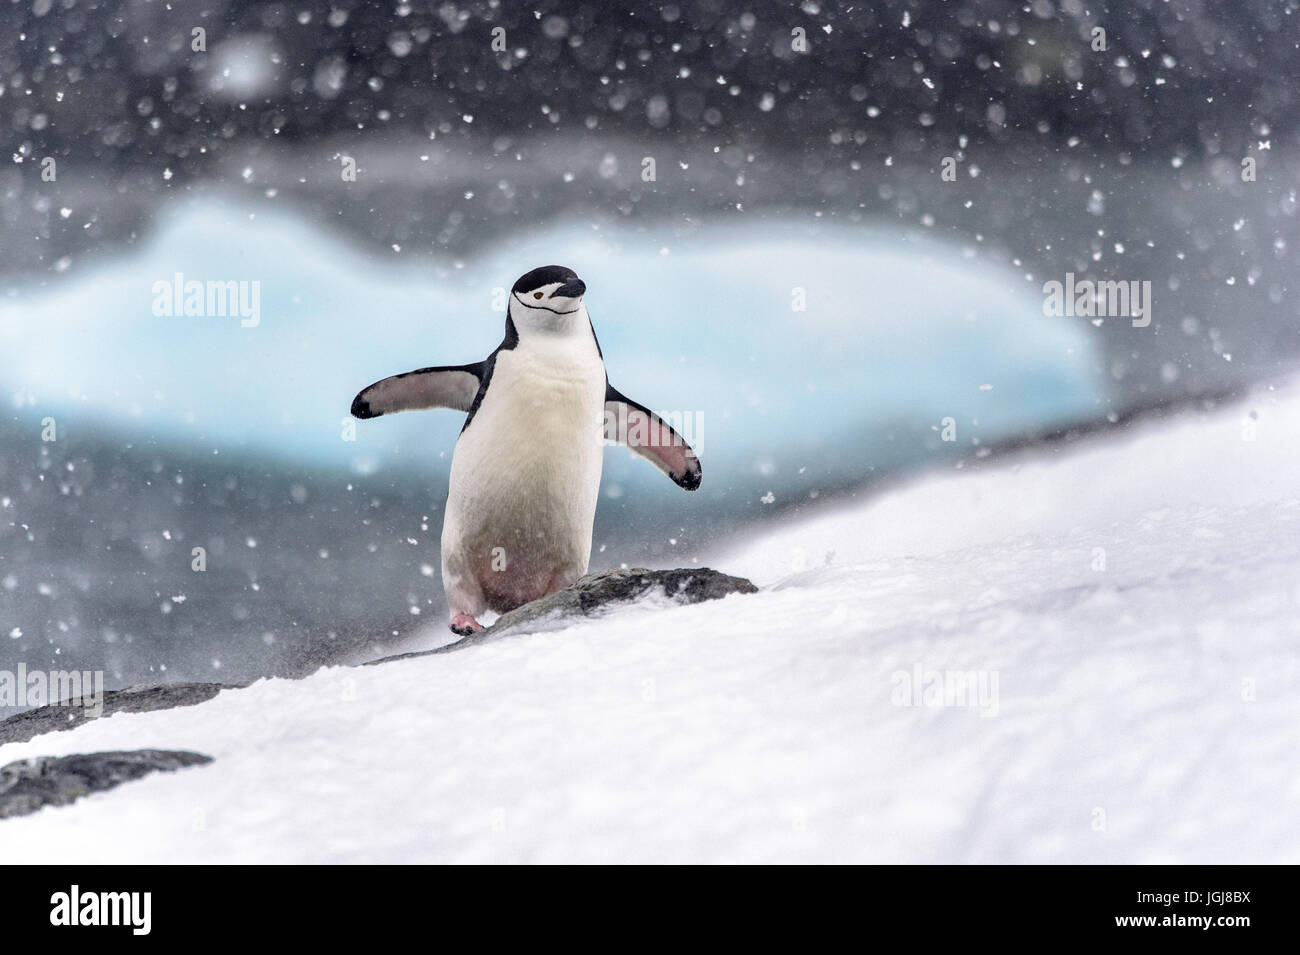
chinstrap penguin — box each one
[350,265,702,635]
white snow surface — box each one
[1,383,1297,863]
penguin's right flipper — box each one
[351,363,484,419]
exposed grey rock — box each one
[487,567,760,637]
[0,682,237,747]
[0,750,213,819]
[369,566,759,664]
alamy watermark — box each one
[600,406,704,457]
[151,273,261,327]
[0,664,105,717]
[891,663,1000,717]
[50,885,151,935]
[1043,272,1151,327]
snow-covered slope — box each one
[1,382,1297,863]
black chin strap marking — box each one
[512,291,581,315]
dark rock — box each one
[0,750,213,820]
[0,682,237,747]
[489,566,759,634]
[369,567,759,663]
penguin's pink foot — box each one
[449,613,485,636]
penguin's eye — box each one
[534,292,543,299]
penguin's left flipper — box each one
[604,384,702,490]
[351,363,484,419]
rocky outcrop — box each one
[0,750,213,819]
[370,566,759,663]
[0,682,236,747]
[486,566,759,638]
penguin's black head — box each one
[511,265,586,314]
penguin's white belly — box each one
[441,347,605,613]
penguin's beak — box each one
[554,279,586,299]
